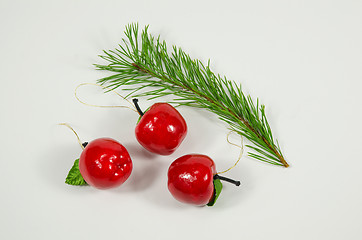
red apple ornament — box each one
[167,154,240,206]
[133,99,187,155]
[79,138,133,189]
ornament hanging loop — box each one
[74,83,139,114]
[216,131,244,175]
[58,123,85,150]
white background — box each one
[1,0,361,239]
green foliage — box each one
[65,159,87,186]
[207,178,223,207]
[95,23,288,167]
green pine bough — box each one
[95,23,289,168]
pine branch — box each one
[94,23,289,168]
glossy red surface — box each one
[135,103,187,155]
[79,138,132,189]
[167,154,216,206]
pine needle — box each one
[95,23,289,168]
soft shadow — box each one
[108,142,163,193]
[213,162,254,209]
[135,160,185,209]
[124,142,158,160]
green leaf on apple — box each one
[136,107,150,124]
[207,178,223,206]
[65,159,87,186]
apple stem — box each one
[82,142,88,148]
[214,174,241,186]
[132,98,144,116]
